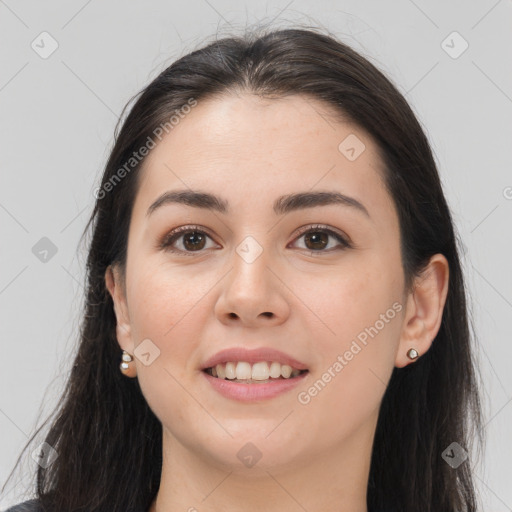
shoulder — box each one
[3,499,43,512]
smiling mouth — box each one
[203,361,308,384]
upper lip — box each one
[201,347,308,371]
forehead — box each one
[134,93,395,223]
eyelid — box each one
[291,223,351,245]
[157,224,217,254]
[288,224,352,253]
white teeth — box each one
[225,362,236,379]
[235,361,252,380]
[215,363,225,379]
[207,361,305,381]
[269,361,281,378]
[280,364,292,378]
[251,362,270,381]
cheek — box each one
[127,260,213,339]
[125,265,211,422]
[296,258,402,418]
[298,256,401,344]
[294,294,400,453]
[125,262,217,408]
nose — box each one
[214,239,290,327]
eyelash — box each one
[158,224,352,257]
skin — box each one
[105,92,449,512]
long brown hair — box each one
[4,25,484,512]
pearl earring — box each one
[407,348,419,360]
[119,350,137,378]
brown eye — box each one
[290,225,351,253]
[159,226,216,256]
[159,224,351,257]
[304,231,329,250]
[181,231,207,251]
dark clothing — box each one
[3,499,146,512]
[4,500,42,512]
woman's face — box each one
[109,93,411,472]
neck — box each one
[148,414,377,512]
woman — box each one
[4,26,484,512]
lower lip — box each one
[202,370,309,402]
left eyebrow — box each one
[146,189,371,219]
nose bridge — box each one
[229,233,271,295]
[215,230,289,323]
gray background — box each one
[1,0,511,510]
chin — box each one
[215,432,308,469]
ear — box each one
[396,254,449,368]
[105,264,134,354]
